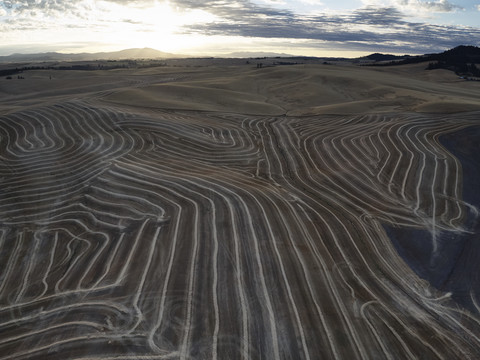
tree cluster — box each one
[427,61,480,77]
[366,45,480,77]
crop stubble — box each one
[0,94,479,359]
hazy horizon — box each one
[0,45,421,59]
[1,0,479,58]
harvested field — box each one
[0,63,480,359]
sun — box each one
[96,0,218,53]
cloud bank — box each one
[173,0,479,53]
[0,0,478,55]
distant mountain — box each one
[225,51,295,58]
[82,48,181,60]
[361,53,409,62]
[0,48,181,63]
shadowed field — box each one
[0,62,480,359]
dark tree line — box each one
[366,45,480,77]
[427,61,480,77]
[0,68,22,77]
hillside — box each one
[426,45,480,76]
[368,45,480,77]
[0,47,180,63]
[0,58,480,360]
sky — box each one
[0,0,479,57]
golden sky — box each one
[0,0,479,56]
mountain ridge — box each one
[0,47,181,62]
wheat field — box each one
[0,62,480,359]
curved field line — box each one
[0,100,479,359]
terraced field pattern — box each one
[1,63,480,359]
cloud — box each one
[0,0,478,55]
[180,2,479,53]
[101,0,158,7]
[1,1,13,9]
[397,0,463,12]
[362,0,463,13]
[1,0,88,21]
[298,0,324,5]
[4,0,75,12]
[351,6,405,25]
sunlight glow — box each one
[96,0,219,52]
[0,0,477,57]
